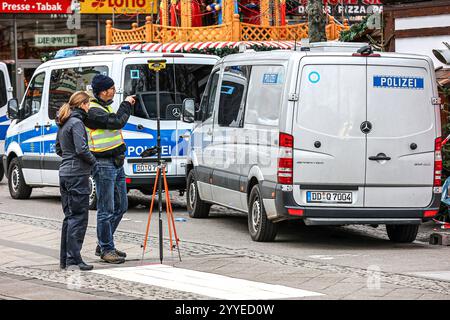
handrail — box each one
[106,16,349,45]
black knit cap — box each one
[91,74,115,95]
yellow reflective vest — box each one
[86,101,124,153]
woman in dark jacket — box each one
[56,91,97,271]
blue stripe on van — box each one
[0,125,8,140]
[5,123,190,158]
[123,124,191,158]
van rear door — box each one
[364,57,436,207]
[292,57,367,207]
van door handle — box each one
[44,123,52,129]
[35,124,42,130]
[369,155,391,161]
[207,128,213,136]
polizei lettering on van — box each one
[373,75,424,90]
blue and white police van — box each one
[0,62,13,182]
[2,50,218,208]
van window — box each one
[297,64,366,137]
[0,70,7,107]
[48,66,108,120]
[200,71,220,122]
[217,65,251,127]
[124,64,212,121]
[245,65,284,127]
[21,72,45,119]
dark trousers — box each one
[60,175,90,267]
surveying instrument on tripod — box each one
[140,59,181,264]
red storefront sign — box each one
[0,0,73,14]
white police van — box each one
[2,50,218,207]
[183,43,442,243]
[0,62,13,182]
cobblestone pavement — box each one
[0,211,450,300]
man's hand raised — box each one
[125,95,136,106]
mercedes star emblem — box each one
[172,107,181,118]
[360,121,372,134]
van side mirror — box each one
[7,98,19,120]
[182,98,195,123]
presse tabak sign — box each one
[0,0,72,13]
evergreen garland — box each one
[183,44,280,57]
[339,16,369,42]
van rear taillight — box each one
[278,133,293,185]
[424,210,438,218]
[434,137,442,193]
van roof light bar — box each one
[357,45,373,55]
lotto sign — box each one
[0,0,72,13]
[80,0,157,14]
[373,76,424,90]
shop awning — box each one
[80,41,297,53]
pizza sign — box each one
[297,0,383,21]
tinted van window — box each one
[0,70,7,107]
[124,64,212,121]
[48,66,108,119]
[217,65,251,128]
[22,72,45,119]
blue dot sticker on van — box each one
[308,71,320,84]
[130,70,140,79]
[373,75,424,90]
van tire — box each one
[248,185,278,242]
[186,170,210,218]
[386,224,419,243]
[88,175,97,210]
[8,158,32,199]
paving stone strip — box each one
[0,266,208,300]
[1,211,450,296]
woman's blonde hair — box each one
[57,91,90,125]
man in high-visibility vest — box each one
[85,74,136,264]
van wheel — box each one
[248,185,278,242]
[88,175,97,210]
[386,225,419,243]
[8,158,32,199]
[186,170,210,218]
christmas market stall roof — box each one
[53,41,297,59]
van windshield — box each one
[124,64,212,121]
